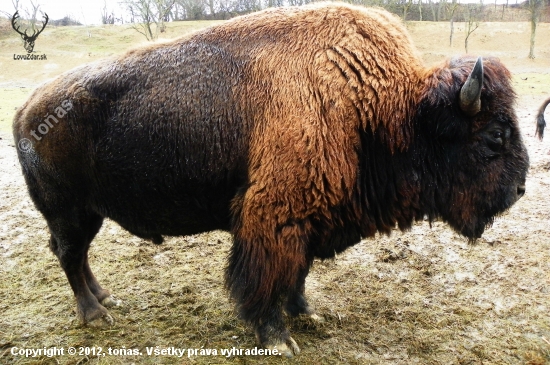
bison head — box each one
[415,56,528,240]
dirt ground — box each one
[0,17,550,365]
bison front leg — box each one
[47,212,115,326]
[227,219,308,357]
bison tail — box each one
[535,97,550,140]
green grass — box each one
[0,87,32,134]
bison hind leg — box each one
[48,211,116,326]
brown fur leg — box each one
[285,261,314,317]
[48,213,113,326]
[227,214,308,356]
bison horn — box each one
[459,57,484,116]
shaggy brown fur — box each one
[13,3,528,356]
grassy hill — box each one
[0,19,225,82]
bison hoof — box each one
[268,337,300,358]
[83,306,115,328]
[101,296,122,308]
[309,313,325,323]
[87,313,114,328]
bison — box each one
[536,96,549,139]
[13,3,529,356]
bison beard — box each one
[13,3,528,357]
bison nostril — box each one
[517,185,526,198]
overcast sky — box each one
[0,0,518,26]
[0,0,122,25]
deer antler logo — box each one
[11,11,49,54]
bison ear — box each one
[459,57,483,117]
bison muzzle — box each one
[13,3,529,357]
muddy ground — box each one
[0,19,550,365]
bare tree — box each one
[437,0,446,21]
[177,0,205,20]
[206,0,216,16]
[26,0,41,34]
[101,0,115,24]
[464,2,481,53]
[429,0,437,21]
[123,0,175,41]
[501,0,508,20]
[527,0,543,58]
[447,0,460,46]
[125,0,154,40]
[235,0,261,13]
[402,0,413,21]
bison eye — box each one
[485,128,507,153]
